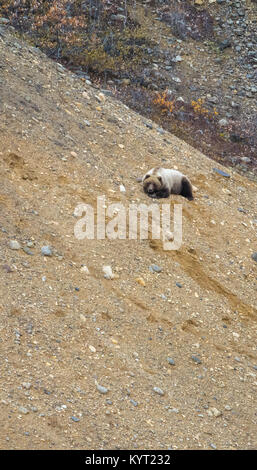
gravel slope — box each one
[0,26,256,450]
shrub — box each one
[0,1,152,75]
[153,90,175,114]
[160,0,214,40]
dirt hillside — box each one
[0,25,256,450]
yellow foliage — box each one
[191,98,218,120]
[153,90,174,114]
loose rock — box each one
[149,264,162,273]
[103,265,114,280]
[153,387,164,396]
[41,246,53,256]
[9,240,21,250]
[191,355,202,364]
[96,383,108,394]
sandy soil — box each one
[0,26,256,450]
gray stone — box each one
[191,355,202,364]
[208,96,218,104]
[171,76,181,83]
[149,264,162,273]
[176,282,183,288]
[0,18,10,24]
[213,168,231,178]
[130,399,138,407]
[19,406,29,414]
[41,246,52,256]
[9,240,21,250]
[167,357,175,366]
[219,40,231,51]
[22,382,32,390]
[102,265,114,280]
[225,405,232,411]
[71,416,80,422]
[96,384,108,394]
[153,386,164,396]
[23,247,33,255]
[144,122,153,129]
[110,14,126,21]
[218,118,228,127]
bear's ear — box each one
[158,176,163,184]
[144,174,150,180]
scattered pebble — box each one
[153,386,164,396]
[225,405,232,411]
[9,240,21,250]
[191,355,202,364]
[0,17,10,24]
[167,357,175,366]
[18,406,29,414]
[208,407,222,417]
[135,277,146,286]
[96,383,108,394]
[71,416,80,422]
[130,399,138,407]
[3,264,13,273]
[218,118,228,127]
[23,246,33,255]
[213,168,231,178]
[95,92,105,103]
[80,265,90,274]
[210,443,217,450]
[175,282,183,288]
[149,264,162,273]
[22,382,32,390]
[144,122,153,129]
[103,265,114,280]
[41,246,52,256]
